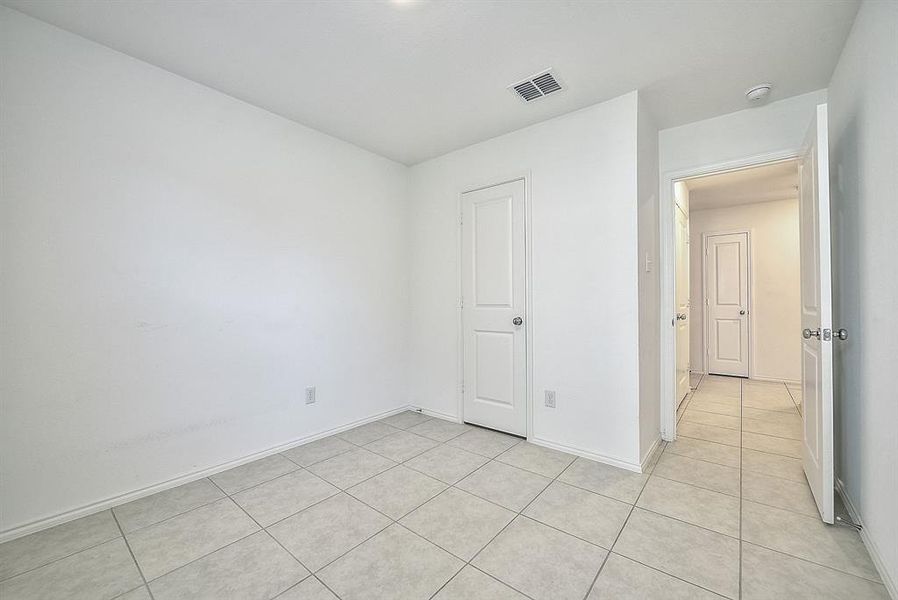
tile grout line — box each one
[110,508,157,600]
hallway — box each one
[664,374,887,598]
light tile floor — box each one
[0,376,888,599]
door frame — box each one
[456,172,533,439]
[660,151,798,440]
[701,229,754,378]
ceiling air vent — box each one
[510,70,563,102]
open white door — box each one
[461,180,527,436]
[799,104,834,523]
[674,204,690,404]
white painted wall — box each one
[828,0,898,592]
[408,93,643,469]
[637,97,661,463]
[689,199,801,382]
[659,89,827,177]
[0,8,410,534]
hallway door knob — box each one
[739,309,746,315]
[803,328,820,339]
[512,316,523,326]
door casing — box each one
[660,152,799,441]
[456,173,533,439]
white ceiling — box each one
[3,0,859,165]
[687,160,799,211]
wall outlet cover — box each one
[544,390,556,408]
[305,386,316,405]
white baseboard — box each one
[751,374,801,385]
[416,407,462,423]
[0,405,411,544]
[836,478,897,599]
[640,436,663,473]
[528,437,642,473]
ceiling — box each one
[687,160,799,211]
[2,1,859,165]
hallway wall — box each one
[828,0,898,593]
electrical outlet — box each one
[305,386,316,405]
[544,390,556,408]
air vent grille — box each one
[510,70,563,102]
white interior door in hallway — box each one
[799,104,835,524]
[705,231,750,377]
[461,179,527,436]
[675,203,691,405]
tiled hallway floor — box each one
[0,376,889,599]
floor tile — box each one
[682,410,741,430]
[494,442,575,478]
[685,400,741,417]
[117,586,153,600]
[588,552,724,599]
[380,410,432,430]
[456,461,550,512]
[114,479,224,533]
[741,542,889,599]
[473,516,607,600]
[149,531,307,600]
[232,469,339,527]
[637,476,739,537]
[741,501,881,582]
[0,510,121,580]
[665,437,740,468]
[677,422,741,447]
[742,389,796,412]
[741,470,818,517]
[557,457,647,504]
[407,418,471,442]
[276,577,338,600]
[317,524,462,600]
[524,481,630,548]
[743,406,799,422]
[403,444,488,484]
[742,431,802,458]
[0,538,142,600]
[446,427,522,458]
[363,430,438,462]
[652,453,740,496]
[305,448,396,489]
[741,448,805,482]
[269,493,391,572]
[338,421,401,446]
[347,465,447,519]
[210,454,299,495]
[282,436,355,467]
[613,508,739,598]
[401,487,515,561]
[742,415,802,440]
[432,565,528,600]
[126,498,259,580]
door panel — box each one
[462,180,526,436]
[799,104,834,523]
[675,205,690,404]
[706,232,749,376]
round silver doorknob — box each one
[512,317,523,326]
[803,328,820,339]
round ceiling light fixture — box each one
[745,83,773,102]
